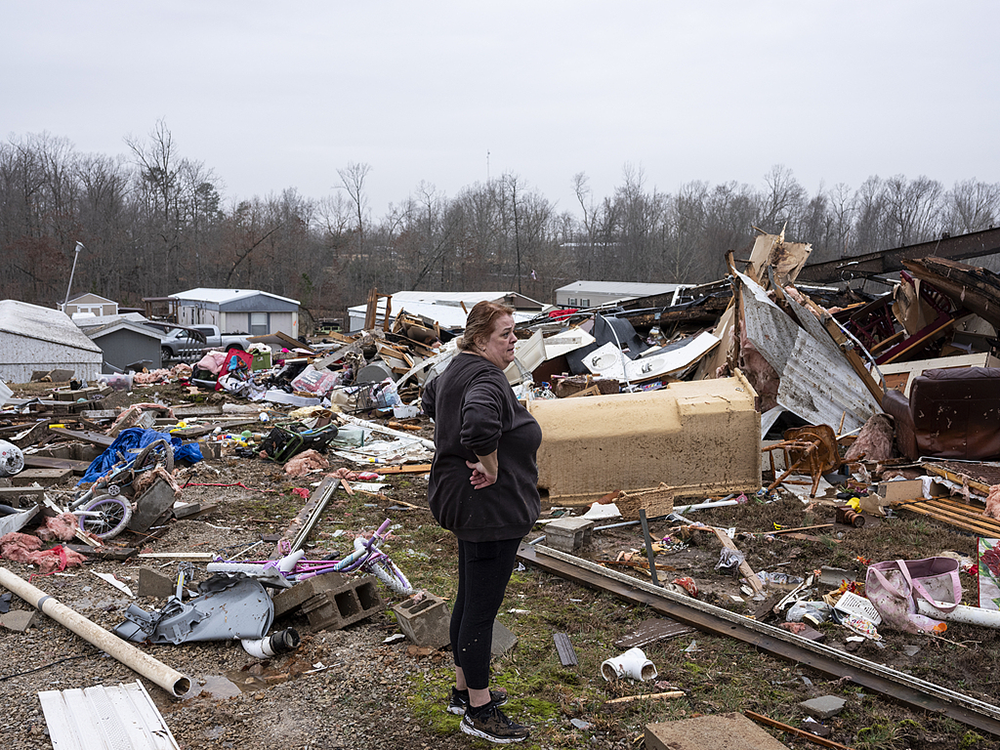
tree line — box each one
[2,122,999,326]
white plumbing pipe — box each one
[916,600,1000,628]
[241,628,301,658]
[0,566,190,697]
[277,549,306,573]
[601,647,657,682]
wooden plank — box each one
[553,633,578,666]
[22,455,92,474]
[377,464,432,474]
[11,419,58,449]
[10,468,73,486]
[47,426,115,448]
[518,543,1000,737]
[923,465,992,495]
[895,497,1000,537]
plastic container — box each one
[331,425,366,447]
[99,373,133,392]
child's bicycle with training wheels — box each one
[67,438,174,540]
[207,518,413,596]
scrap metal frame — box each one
[518,543,1000,737]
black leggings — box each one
[450,537,521,690]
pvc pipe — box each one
[0,567,191,697]
[277,549,306,573]
[917,600,1000,628]
[241,628,301,658]
[601,646,658,682]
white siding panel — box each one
[0,332,102,383]
[38,680,180,750]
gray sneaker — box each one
[460,701,530,744]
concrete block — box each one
[544,517,594,553]
[138,568,176,600]
[298,575,384,631]
[491,619,518,657]
[393,593,451,649]
[528,371,761,504]
[128,478,177,533]
[799,695,847,720]
[272,571,348,617]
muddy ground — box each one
[1,381,999,749]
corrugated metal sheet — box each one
[778,327,880,433]
[38,680,180,750]
[738,273,800,375]
[737,271,879,432]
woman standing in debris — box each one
[422,300,541,744]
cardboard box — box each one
[878,479,925,503]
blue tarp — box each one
[78,427,203,485]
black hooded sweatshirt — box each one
[422,352,542,542]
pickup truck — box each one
[158,325,251,363]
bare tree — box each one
[337,161,372,256]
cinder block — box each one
[272,571,349,617]
[545,517,594,553]
[138,568,176,600]
[393,593,451,649]
[298,575,384,631]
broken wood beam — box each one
[604,691,685,704]
[711,527,765,596]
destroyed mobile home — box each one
[4,230,1000,748]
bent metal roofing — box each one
[0,300,102,352]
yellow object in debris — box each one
[847,496,862,512]
[773,522,784,531]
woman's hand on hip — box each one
[466,459,497,489]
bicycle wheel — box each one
[79,495,133,539]
[365,556,413,596]
[134,438,174,474]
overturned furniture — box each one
[528,370,760,505]
[882,367,1000,461]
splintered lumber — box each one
[605,691,684,704]
[923,464,992,496]
[894,496,1000,537]
[711,527,765,596]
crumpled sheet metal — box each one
[115,574,273,644]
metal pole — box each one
[63,241,84,309]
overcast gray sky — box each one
[4,2,998,218]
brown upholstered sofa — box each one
[882,367,1000,461]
